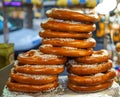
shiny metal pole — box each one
[2,0,9,43]
[41,0,44,19]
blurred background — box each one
[0,0,120,63]
[1,0,120,95]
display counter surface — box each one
[2,76,120,97]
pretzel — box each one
[7,79,58,93]
[46,8,98,23]
[75,49,110,64]
[39,44,93,57]
[42,38,96,48]
[40,30,92,39]
[41,19,96,33]
[67,60,112,75]
[68,80,113,92]
[14,61,64,75]
[68,69,116,86]
[17,50,67,65]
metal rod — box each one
[2,0,9,43]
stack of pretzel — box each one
[39,8,116,92]
[7,50,67,92]
[6,8,116,93]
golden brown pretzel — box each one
[10,68,58,84]
[17,50,67,65]
[75,49,110,64]
[14,61,64,75]
[41,19,96,33]
[46,8,98,23]
[39,30,92,39]
[42,38,96,48]
[39,44,93,57]
[10,71,58,85]
[68,69,116,86]
[7,79,59,92]
[67,60,112,75]
[67,80,113,92]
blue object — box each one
[0,21,12,31]
[32,39,40,44]
[114,65,120,70]
[80,0,86,4]
[0,21,3,31]
[26,0,31,3]
[67,0,73,6]
[96,0,100,4]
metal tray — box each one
[2,76,120,97]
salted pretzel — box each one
[41,19,96,33]
[7,79,59,93]
[40,30,92,39]
[14,61,64,75]
[68,80,113,93]
[46,8,98,23]
[17,50,67,65]
[68,69,116,86]
[39,44,93,57]
[67,60,112,75]
[42,38,96,48]
[75,49,110,64]
[10,70,58,85]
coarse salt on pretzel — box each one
[67,60,112,75]
[14,61,64,75]
[75,49,110,64]
[41,19,96,33]
[46,8,98,23]
[42,38,96,48]
[10,70,58,85]
[68,69,116,86]
[7,79,59,93]
[39,44,93,57]
[40,30,92,39]
[17,50,67,65]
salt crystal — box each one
[16,64,64,68]
[62,46,77,50]
[86,38,96,42]
[44,38,75,41]
[68,59,106,68]
[94,73,104,77]
[72,64,98,68]
[41,30,45,33]
[16,72,54,80]
[46,9,52,14]
[40,44,53,48]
